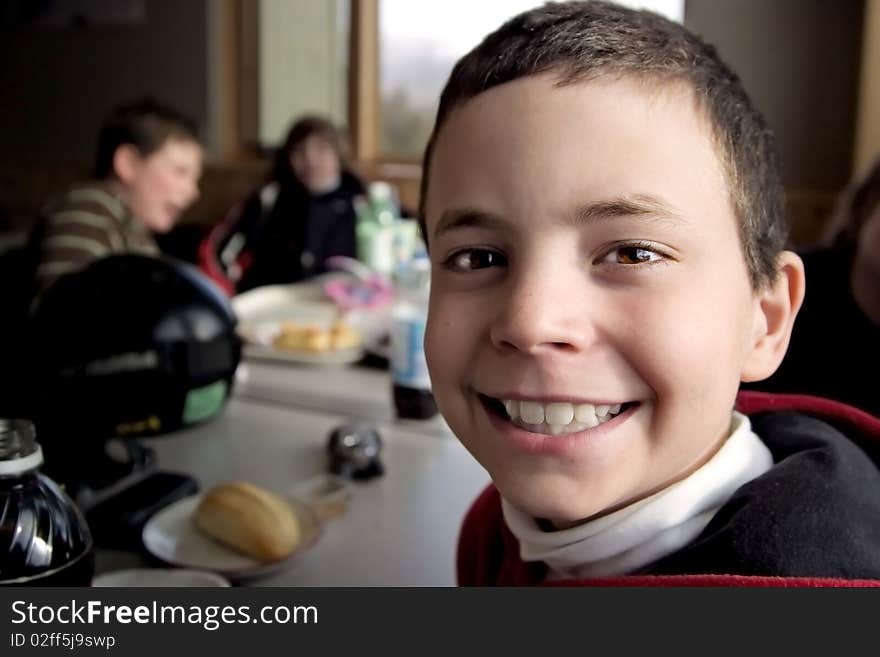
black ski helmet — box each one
[29,254,241,441]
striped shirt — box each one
[35,181,159,291]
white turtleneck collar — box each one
[501,411,773,580]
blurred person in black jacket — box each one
[744,158,880,416]
[201,116,365,293]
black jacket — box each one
[217,171,365,292]
[642,408,880,578]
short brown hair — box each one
[94,97,200,179]
[419,0,786,289]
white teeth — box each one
[574,403,598,426]
[581,412,600,429]
[497,398,629,436]
[519,401,545,425]
[545,402,574,426]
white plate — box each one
[93,568,230,587]
[232,278,390,365]
[142,494,321,582]
[232,280,334,320]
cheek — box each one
[425,293,480,383]
[127,176,153,209]
[617,284,750,404]
[160,171,181,193]
[138,169,172,201]
[319,152,338,174]
[424,304,455,382]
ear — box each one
[740,250,806,382]
[112,144,140,183]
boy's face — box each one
[290,135,341,195]
[423,74,769,526]
[120,137,203,233]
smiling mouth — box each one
[479,394,637,436]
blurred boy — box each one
[420,1,880,584]
[33,97,202,292]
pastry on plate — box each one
[329,320,362,350]
[193,482,301,562]
[271,319,361,353]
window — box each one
[256,0,350,147]
[377,0,684,160]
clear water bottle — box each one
[390,254,438,420]
[355,182,398,277]
[0,419,94,586]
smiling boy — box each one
[420,1,880,584]
[34,98,202,292]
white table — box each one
[234,359,396,423]
[98,395,490,587]
[233,358,453,435]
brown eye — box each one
[598,243,664,266]
[446,249,507,271]
[616,246,657,264]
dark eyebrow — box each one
[432,194,686,240]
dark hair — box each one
[419,0,786,289]
[94,97,200,179]
[272,115,347,185]
[824,158,880,248]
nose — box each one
[489,261,594,356]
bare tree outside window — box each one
[378,0,685,160]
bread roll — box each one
[271,320,361,352]
[193,482,301,562]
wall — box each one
[0,0,353,239]
[0,0,210,163]
[0,0,349,160]
[855,0,880,175]
[686,0,864,192]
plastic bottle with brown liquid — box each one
[390,254,438,420]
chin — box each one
[496,473,607,526]
[149,216,176,233]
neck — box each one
[850,251,880,326]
